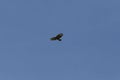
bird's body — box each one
[50,33,63,41]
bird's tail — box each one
[58,39,62,41]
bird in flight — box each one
[50,33,63,41]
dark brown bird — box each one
[50,33,63,41]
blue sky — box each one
[0,0,120,80]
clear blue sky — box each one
[0,0,120,80]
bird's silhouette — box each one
[50,33,63,41]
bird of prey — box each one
[50,33,63,41]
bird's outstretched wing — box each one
[50,37,57,40]
[55,33,63,39]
